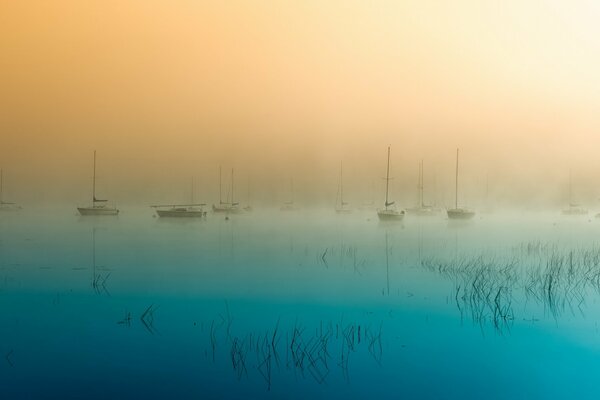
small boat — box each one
[212,203,241,213]
[77,151,119,216]
[377,147,405,221]
[335,162,352,214]
[0,169,21,211]
[152,178,207,218]
[406,160,440,216]
[447,148,475,220]
[212,167,242,213]
[447,208,476,219]
[153,204,207,218]
[562,170,588,215]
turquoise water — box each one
[1,208,600,399]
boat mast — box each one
[455,148,459,209]
[218,166,222,204]
[191,177,194,204]
[385,146,391,210]
[231,169,234,205]
[247,177,251,207]
[340,161,344,206]
[433,169,438,207]
[420,159,424,208]
[92,150,97,204]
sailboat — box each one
[447,148,475,220]
[152,178,207,218]
[212,167,242,213]
[406,160,440,216]
[562,170,588,215]
[280,178,298,211]
[377,147,405,221]
[77,151,119,216]
[0,169,21,211]
[335,162,352,214]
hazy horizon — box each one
[2,1,600,208]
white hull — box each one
[78,206,119,216]
[157,209,206,218]
[377,209,405,221]
[335,207,353,214]
[212,204,242,214]
[447,208,475,220]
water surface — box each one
[1,208,599,399]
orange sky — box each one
[2,1,600,207]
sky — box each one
[2,0,600,208]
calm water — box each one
[1,207,600,399]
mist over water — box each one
[2,208,600,398]
[4,1,600,398]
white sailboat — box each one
[377,147,405,221]
[77,151,119,216]
[0,169,21,211]
[335,162,352,214]
[152,178,207,218]
[154,204,207,217]
[562,170,587,215]
[212,167,242,213]
[447,148,475,220]
[406,159,440,216]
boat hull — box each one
[156,210,206,218]
[377,209,405,221]
[447,208,476,220]
[212,205,243,214]
[78,207,119,216]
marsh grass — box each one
[203,309,384,390]
[423,243,600,332]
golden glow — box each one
[2,1,600,206]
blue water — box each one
[1,208,600,399]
